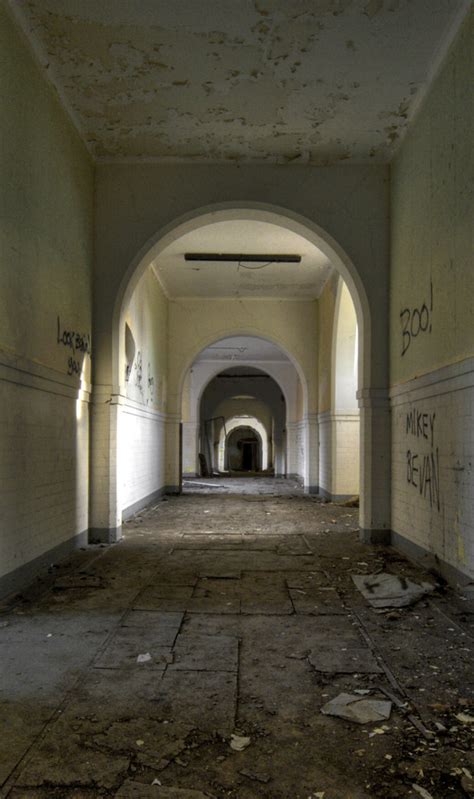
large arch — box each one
[112,204,370,395]
[90,201,390,546]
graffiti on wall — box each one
[134,350,143,393]
[56,316,91,377]
[405,406,440,511]
[147,362,155,404]
[400,280,433,356]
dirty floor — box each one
[1,479,473,799]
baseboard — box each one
[359,528,391,545]
[88,526,122,545]
[318,487,357,502]
[0,529,88,601]
[392,530,473,587]
[287,473,304,483]
[122,486,169,521]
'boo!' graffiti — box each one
[400,280,433,356]
[56,316,91,376]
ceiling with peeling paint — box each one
[8,0,467,163]
[152,219,332,298]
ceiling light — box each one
[184,253,301,263]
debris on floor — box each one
[352,572,436,608]
[412,786,434,799]
[320,693,392,724]
[115,781,214,797]
[229,733,251,751]
[2,479,473,799]
[239,768,271,783]
[136,652,152,663]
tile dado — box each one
[390,357,474,581]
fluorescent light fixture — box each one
[184,253,301,263]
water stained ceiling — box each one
[153,219,332,298]
[8,0,468,163]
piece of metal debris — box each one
[239,769,270,783]
[230,733,251,751]
[321,693,392,724]
[352,573,435,608]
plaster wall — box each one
[0,5,94,594]
[390,10,474,579]
[318,276,359,498]
[318,275,339,414]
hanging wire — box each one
[237,260,274,271]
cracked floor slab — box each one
[1,479,473,798]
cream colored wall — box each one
[317,274,338,413]
[390,9,473,384]
[334,280,358,411]
[0,4,93,381]
[0,5,94,593]
[167,298,318,415]
[390,9,474,579]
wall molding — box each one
[0,347,91,401]
[390,356,474,406]
[318,410,360,423]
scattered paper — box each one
[352,573,435,608]
[321,693,392,724]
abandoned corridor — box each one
[1,481,473,798]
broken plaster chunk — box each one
[412,786,434,799]
[137,652,152,664]
[352,573,435,609]
[455,712,474,724]
[321,693,392,724]
[230,733,251,751]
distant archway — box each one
[218,416,269,472]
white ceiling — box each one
[153,219,332,298]
[195,337,290,363]
[8,0,468,163]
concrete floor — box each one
[1,479,473,799]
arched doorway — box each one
[180,340,294,486]
[225,426,263,473]
[91,203,389,546]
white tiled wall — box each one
[119,400,168,515]
[319,411,360,498]
[391,359,474,579]
[0,354,90,582]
